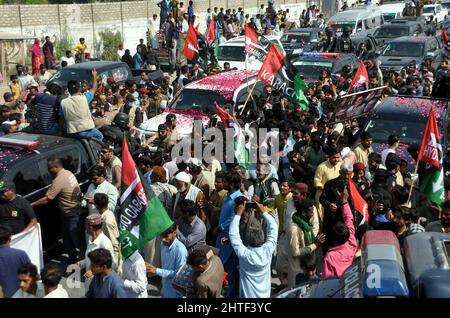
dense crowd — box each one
[1,0,450,299]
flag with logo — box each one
[119,139,173,259]
[244,24,275,63]
[418,107,444,205]
[183,23,198,61]
[349,61,369,91]
[258,43,309,109]
[348,176,369,226]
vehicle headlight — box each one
[293,48,303,55]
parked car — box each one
[0,133,102,260]
[46,61,163,89]
[355,96,449,170]
[442,0,450,15]
[217,35,283,71]
[280,28,323,59]
[292,52,360,83]
[378,36,444,72]
[373,20,425,45]
[136,70,263,143]
[378,2,405,22]
[326,4,384,36]
[423,4,447,26]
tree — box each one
[98,29,122,61]
[55,23,74,59]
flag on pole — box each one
[417,107,444,205]
[206,16,215,44]
[244,24,259,54]
[214,102,233,128]
[348,176,369,226]
[183,23,198,61]
[118,139,173,259]
[234,122,248,168]
[257,43,308,109]
[349,61,369,91]
[442,25,448,45]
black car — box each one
[373,20,425,45]
[351,32,381,57]
[280,28,323,59]
[292,52,360,83]
[378,36,444,72]
[0,133,102,260]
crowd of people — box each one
[1,0,450,299]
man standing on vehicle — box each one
[0,183,37,235]
[31,158,87,265]
[60,69,103,141]
[338,26,354,53]
[324,27,337,53]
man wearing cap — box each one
[173,171,206,223]
[78,213,115,286]
[0,183,37,235]
[190,158,213,202]
[353,132,373,168]
[313,146,342,224]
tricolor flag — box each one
[348,175,369,226]
[183,23,198,61]
[244,24,273,63]
[234,122,248,168]
[214,102,233,128]
[418,107,444,205]
[349,61,369,91]
[118,139,173,259]
[257,43,309,109]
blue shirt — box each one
[229,213,278,298]
[156,238,188,298]
[0,245,31,298]
[85,270,128,298]
[218,190,243,233]
[375,214,389,223]
[144,170,152,185]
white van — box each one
[379,3,405,22]
[217,35,283,71]
[326,5,384,35]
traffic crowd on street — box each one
[1,0,450,299]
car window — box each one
[218,46,246,62]
[382,42,425,57]
[437,6,441,13]
[59,149,81,174]
[170,89,227,112]
[100,66,129,84]
[428,39,438,51]
[13,162,46,196]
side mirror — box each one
[160,100,167,110]
[375,50,381,56]
[426,51,435,58]
[357,28,362,32]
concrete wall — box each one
[0,0,309,58]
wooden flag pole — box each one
[239,81,258,117]
[406,159,420,206]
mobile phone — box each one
[246,201,257,209]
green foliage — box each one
[55,23,74,60]
[1,0,48,3]
[98,29,122,61]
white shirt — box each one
[122,250,148,298]
[182,20,189,33]
[177,74,187,89]
[18,74,38,91]
[61,56,75,66]
[381,148,396,166]
[83,180,119,215]
[12,281,45,298]
[79,232,116,271]
[44,284,69,298]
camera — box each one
[246,201,257,209]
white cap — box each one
[175,171,192,184]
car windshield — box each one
[374,26,409,38]
[328,23,355,33]
[294,61,333,79]
[383,13,397,22]
[423,6,436,14]
[382,42,425,57]
[364,118,423,144]
[49,69,91,84]
[170,89,226,112]
[218,46,245,62]
[442,2,450,9]
[282,32,311,44]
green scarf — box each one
[292,213,314,246]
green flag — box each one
[420,167,444,206]
[292,74,309,110]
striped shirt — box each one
[35,93,59,132]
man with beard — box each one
[353,132,373,168]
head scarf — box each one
[31,39,43,57]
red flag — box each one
[257,44,284,85]
[442,25,448,45]
[418,107,441,169]
[206,16,215,43]
[350,61,369,90]
[214,102,233,128]
[348,175,369,226]
[183,24,198,61]
[245,24,258,54]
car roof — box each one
[328,5,381,21]
[373,96,448,119]
[382,21,416,27]
[0,133,76,173]
[387,35,433,43]
[60,61,128,70]
[286,28,322,34]
[184,70,258,93]
[221,35,280,46]
[294,53,354,63]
